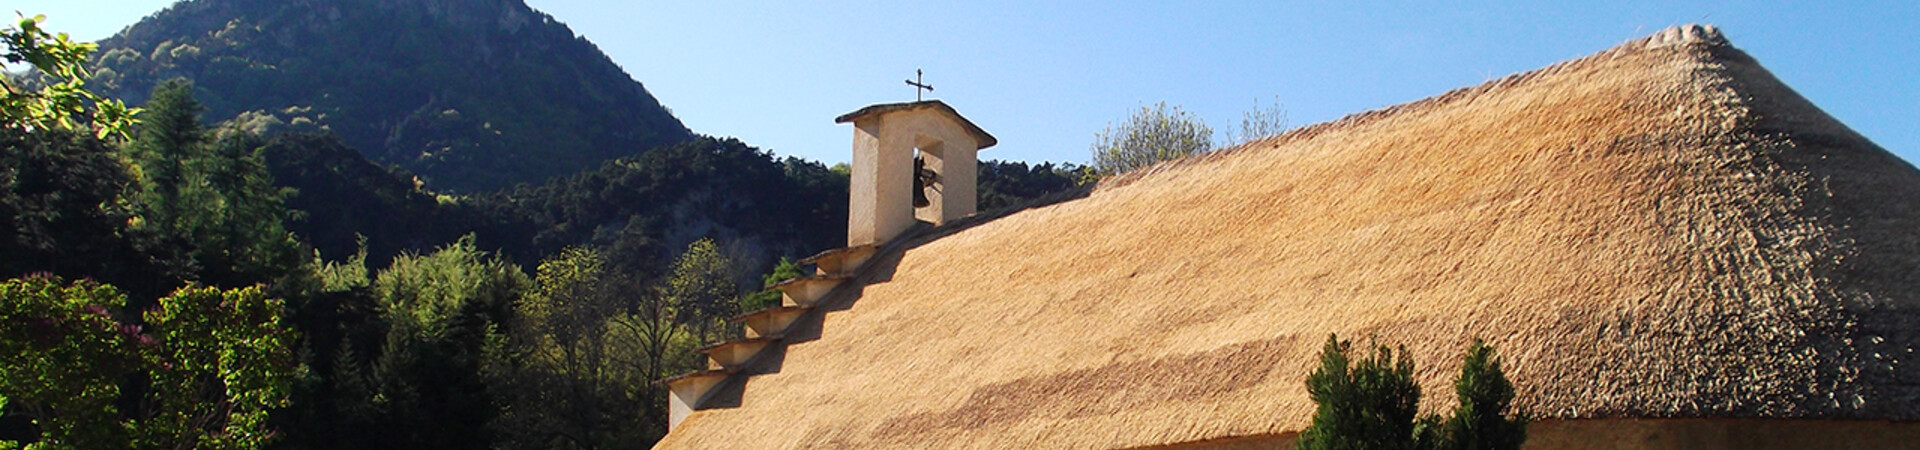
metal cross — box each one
[904,68,934,101]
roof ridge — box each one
[1096,24,1733,191]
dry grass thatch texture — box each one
[657,25,1920,449]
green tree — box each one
[127,78,211,267]
[977,160,1088,211]
[0,14,138,139]
[663,238,738,342]
[135,284,297,449]
[605,284,699,441]
[488,246,658,448]
[1090,101,1212,175]
[1437,340,1527,450]
[738,257,803,312]
[130,79,206,196]
[0,276,135,449]
[1297,335,1437,450]
[200,131,307,288]
[0,275,295,449]
[0,127,170,297]
[126,78,307,290]
[1296,336,1528,450]
[355,235,528,449]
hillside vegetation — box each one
[89,0,692,191]
[3,9,1092,447]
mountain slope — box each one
[91,0,692,191]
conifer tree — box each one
[126,78,306,289]
[1297,335,1435,450]
[1438,340,1527,450]
[130,78,208,230]
[1296,335,1527,450]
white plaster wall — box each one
[848,107,983,246]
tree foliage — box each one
[601,247,708,440]
[331,235,529,449]
[1,14,138,139]
[88,0,691,191]
[1297,335,1527,450]
[0,127,171,297]
[469,137,843,282]
[258,133,474,269]
[0,276,294,449]
[135,284,297,449]
[1222,96,1289,147]
[1298,336,1434,450]
[0,276,133,449]
[1439,340,1527,450]
[662,238,738,342]
[739,257,803,312]
[487,246,664,449]
[1090,101,1213,175]
[125,78,307,291]
[1,13,875,450]
[976,159,1089,211]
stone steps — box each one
[661,369,729,429]
[732,305,810,339]
[800,244,877,277]
[771,274,849,308]
[698,337,776,372]
[662,239,895,430]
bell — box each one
[913,155,933,208]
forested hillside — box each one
[88,0,692,191]
[2,10,1091,448]
[262,131,852,280]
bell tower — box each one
[835,100,997,246]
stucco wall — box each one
[846,107,982,246]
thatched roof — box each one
[657,25,1920,448]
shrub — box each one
[1297,335,1434,450]
[1089,101,1212,175]
[1438,340,1527,450]
[0,275,295,449]
[1297,335,1527,450]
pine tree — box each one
[126,78,307,289]
[1297,335,1435,450]
[1296,336,1527,450]
[131,78,207,217]
[1438,340,1527,450]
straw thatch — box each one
[656,25,1920,449]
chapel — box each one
[661,25,1920,449]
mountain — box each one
[89,0,693,191]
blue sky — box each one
[15,0,1919,166]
